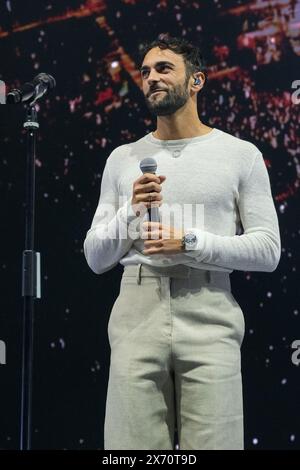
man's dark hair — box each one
[138,33,208,87]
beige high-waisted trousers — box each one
[104,263,245,450]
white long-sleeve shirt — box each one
[83,127,281,275]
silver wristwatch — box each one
[181,231,198,250]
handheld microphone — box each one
[6,73,56,105]
[139,157,160,223]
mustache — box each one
[147,88,168,97]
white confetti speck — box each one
[279,204,285,213]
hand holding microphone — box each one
[131,157,166,221]
[130,157,186,255]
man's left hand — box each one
[141,221,185,255]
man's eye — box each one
[141,66,170,77]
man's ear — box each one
[192,72,205,90]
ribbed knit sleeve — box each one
[184,152,281,272]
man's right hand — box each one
[131,173,166,216]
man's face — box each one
[140,47,191,116]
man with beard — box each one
[84,35,281,450]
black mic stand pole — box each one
[20,102,41,450]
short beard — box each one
[145,76,190,116]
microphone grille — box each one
[140,157,157,174]
[35,73,56,89]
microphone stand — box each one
[20,102,41,450]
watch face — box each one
[185,233,197,246]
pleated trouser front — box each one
[104,263,245,450]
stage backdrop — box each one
[0,0,299,450]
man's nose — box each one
[147,69,161,84]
